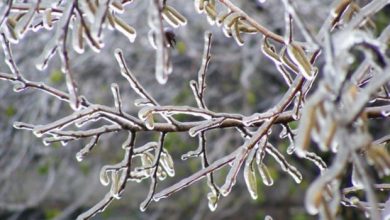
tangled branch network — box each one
[1,0,390,219]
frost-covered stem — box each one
[351,151,381,220]
[345,0,390,31]
[190,31,219,196]
[114,49,179,126]
[114,49,159,105]
[58,1,79,110]
[153,147,239,200]
[346,67,390,123]
[76,193,114,220]
[218,0,284,44]
[75,135,100,161]
[140,105,244,120]
[351,25,390,85]
[220,146,250,196]
[1,74,388,134]
[316,0,351,41]
[14,104,145,144]
[343,184,390,194]
[77,132,136,220]
[96,0,111,38]
[374,134,390,145]
[10,3,63,13]
[0,71,89,106]
[155,76,305,201]
[119,132,136,193]
[133,142,159,155]
[197,32,212,108]
[152,0,171,84]
[284,12,292,44]
[280,0,318,47]
[199,132,220,196]
[46,124,121,139]
[74,4,101,50]
[111,83,123,114]
[0,0,12,28]
[266,143,302,183]
[304,147,350,215]
[244,76,304,125]
[140,132,166,211]
[341,198,385,214]
[0,32,22,79]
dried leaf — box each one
[113,16,136,43]
[257,163,274,186]
[286,43,315,80]
[244,161,258,199]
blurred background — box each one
[0,0,388,219]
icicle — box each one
[144,114,154,129]
[92,0,108,40]
[155,45,168,84]
[141,152,154,174]
[76,135,99,162]
[43,8,53,30]
[13,82,26,92]
[279,125,288,139]
[205,3,217,25]
[207,191,219,211]
[189,118,225,137]
[157,166,167,181]
[138,107,153,121]
[35,40,57,70]
[3,22,19,44]
[220,147,248,196]
[114,16,136,43]
[111,83,122,112]
[257,163,274,186]
[304,152,327,172]
[266,144,302,183]
[351,165,363,188]
[244,161,258,199]
[286,43,315,80]
[14,9,35,38]
[13,121,34,130]
[99,168,110,186]
[162,6,187,28]
[110,0,125,13]
[110,171,121,199]
[159,149,175,177]
[287,144,295,155]
[382,197,390,220]
[232,18,244,46]
[61,140,69,146]
[83,25,102,53]
[194,0,205,13]
[134,98,153,107]
[71,17,84,54]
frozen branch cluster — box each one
[1,0,390,219]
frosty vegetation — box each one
[0,0,390,219]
